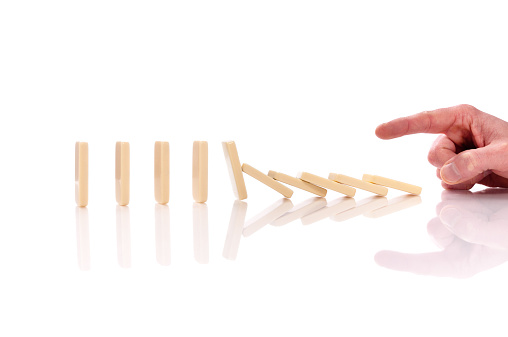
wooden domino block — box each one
[328,173,388,196]
[242,164,293,198]
[362,174,422,195]
[154,141,170,205]
[268,171,327,197]
[192,141,208,203]
[222,141,247,200]
[297,172,356,197]
[115,141,130,206]
[75,142,88,207]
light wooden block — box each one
[362,174,422,195]
[331,196,387,222]
[301,197,356,225]
[222,141,247,200]
[365,195,422,218]
[271,197,326,226]
[297,172,356,197]
[329,173,388,196]
[192,141,208,203]
[268,171,327,197]
[242,164,293,198]
[75,142,88,207]
[115,141,130,206]
[154,141,170,205]
[243,198,294,237]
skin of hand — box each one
[375,104,508,189]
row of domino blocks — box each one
[75,140,209,207]
[222,141,422,200]
[75,140,421,207]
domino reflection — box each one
[223,201,247,260]
[375,188,508,278]
[75,206,90,271]
[330,196,387,222]
[270,197,327,227]
[193,202,208,264]
[155,204,170,266]
[242,198,293,237]
[116,205,131,268]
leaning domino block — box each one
[154,141,170,205]
[242,164,293,198]
[329,173,388,196]
[75,142,88,207]
[362,174,422,195]
[116,141,130,206]
[268,171,327,197]
[193,141,208,203]
[297,172,356,197]
[222,141,247,200]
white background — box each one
[1,1,508,336]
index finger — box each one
[375,105,469,140]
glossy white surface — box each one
[2,1,508,336]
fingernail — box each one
[440,207,461,228]
[441,162,461,183]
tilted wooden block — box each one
[242,164,293,198]
[329,173,388,196]
[154,141,170,205]
[115,141,130,206]
[297,172,356,197]
[192,141,208,203]
[222,141,247,200]
[362,174,422,195]
[268,171,327,197]
[75,142,88,207]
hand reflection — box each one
[375,189,508,278]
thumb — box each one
[440,145,505,184]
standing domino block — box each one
[193,141,208,203]
[268,171,327,197]
[362,174,422,195]
[329,173,388,196]
[154,141,170,205]
[242,164,293,198]
[222,141,247,200]
[75,142,88,207]
[297,172,356,197]
[115,141,130,206]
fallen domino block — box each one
[116,141,130,206]
[222,141,248,200]
[329,173,388,196]
[242,164,293,198]
[193,141,208,203]
[331,196,387,222]
[154,141,170,205]
[362,174,422,195]
[271,197,326,226]
[75,142,88,207]
[243,198,294,237]
[268,171,327,197]
[297,172,356,197]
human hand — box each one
[375,189,508,278]
[375,104,508,189]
